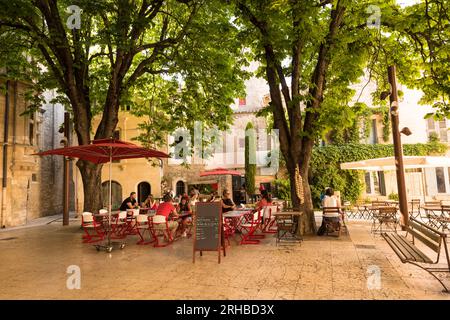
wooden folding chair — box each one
[322,207,343,237]
[424,201,443,229]
[371,206,398,234]
[355,200,370,219]
[436,205,450,232]
[275,214,295,245]
[409,199,422,220]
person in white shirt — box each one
[322,188,340,216]
[318,188,342,235]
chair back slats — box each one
[372,201,388,207]
[276,214,293,230]
[118,211,127,219]
[136,214,148,223]
[82,212,94,223]
[407,219,442,253]
[323,207,340,214]
[152,215,167,224]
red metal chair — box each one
[149,215,175,247]
[263,205,278,234]
[111,211,128,238]
[240,209,265,244]
[135,214,154,245]
[223,217,235,246]
[81,212,105,243]
[124,209,140,235]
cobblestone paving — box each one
[0,220,449,300]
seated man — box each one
[120,192,139,213]
[155,193,179,238]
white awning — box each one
[340,156,450,171]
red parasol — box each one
[35,138,169,251]
[36,138,168,163]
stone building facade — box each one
[0,79,66,228]
[349,74,450,202]
[163,67,278,200]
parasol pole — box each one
[108,146,112,245]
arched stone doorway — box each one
[176,180,186,197]
[102,181,122,210]
[137,182,151,204]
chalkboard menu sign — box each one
[193,202,225,263]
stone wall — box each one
[38,90,70,216]
[0,81,67,228]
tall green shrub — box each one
[245,122,256,195]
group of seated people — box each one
[206,188,274,214]
[118,190,198,239]
[117,187,276,239]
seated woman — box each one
[142,194,158,211]
[189,189,199,211]
[317,188,342,235]
[179,195,192,213]
[256,190,272,211]
[221,189,236,213]
[208,191,220,202]
[255,190,273,224]
[178,195,193,237]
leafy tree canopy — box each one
[0,0,248,146]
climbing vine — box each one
[327,103,391,144]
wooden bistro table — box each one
[272,211,303,243]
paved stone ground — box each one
[0,219,449,300]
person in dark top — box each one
[221,189,236,213]
[239,184,247,204]
[179,195,192,213]
[178,195,193,237]
[208,191,220,202]
[119,192,138,211]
